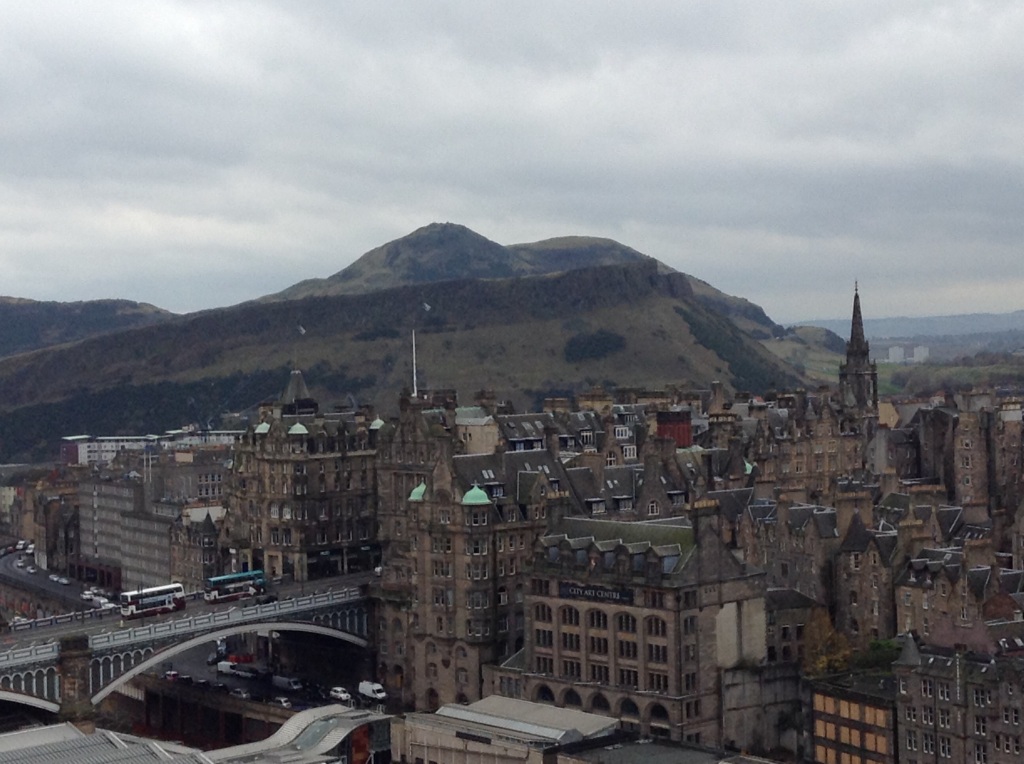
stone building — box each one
[893,638,1024,764]
[374,398,574,710]
[835,514,899,649]
[225,370,380,581]
[488,511,768,747]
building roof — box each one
[0,724,209,764]
[462,485,491,506]
[436,696,619,745]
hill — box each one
[798,310,1024,340]
[261,222,654,301]
[0,297,173,359]
[0,256,804,462]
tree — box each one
[802,608,851,677]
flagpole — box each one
[412,329,418,398]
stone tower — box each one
[838,285,878,427]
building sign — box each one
[559,581,634,605]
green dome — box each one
[408,482,427,502]
[254,422,271,435]
[462,485,491,506]
[370,417,385,430]
[288,423,309,436]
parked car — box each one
[163,670,179,681]
[14,559,24,568]
[206,652,220,666]
[229,688,251,700]
[48,574,59,582]
[269,696,292,708]
[80,591,95,601]
[57,577,70,585]
[329,686,352,702]
[25,566,37,574]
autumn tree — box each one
[802,608,851,677]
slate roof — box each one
[708,488,753,524]
[766,587,820,611]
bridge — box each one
[0,585,370,718]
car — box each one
[269,696,292,708]
[80,591,95,601]
[25,544,34,555]
[178,675,193,685]
[206,652,220,666]
[211,682,229,693]
[48,574,59,582]
[163,670,179,681]
[58,577,70,585]
[14,560,24,568]
[329,687,352,702]
[229,688,251,700]
[25,566,37,574]
[254,593,278,605]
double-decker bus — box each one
[203,570,266,603]
[120,583,186,618]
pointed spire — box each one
[849,282,866,351]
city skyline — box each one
[3,3,1023,324]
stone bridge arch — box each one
[91,621,368,705]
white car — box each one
[48,574,59,582]
[329,687,352,702]
[80,591,95,601]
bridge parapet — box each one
[89,586,367,653]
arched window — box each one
[560,606,580,626]
[591,693,611,712]
[646,616,667,637]
[564,689,582,707]
[535,685,555,702]
[617,613,637,633]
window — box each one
[618,613,637,633]
[906,730,918,751]
[647,643,668,663]
[618,668,638,688]
[923,679,934,697]
[647,672,669,692]
[852,553,862,571]
[618,640,638,659]
[975,716,987,736]
[939,682,950,701]
[560,606,580,626]
[939,736,951,758]
[646,616,667,636]
[939,708,950,728]
[535,604,552,622]
[647,500,659,516]
[623,445,637,460]
[683,615,697,635]
[588,610,608,629]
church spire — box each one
[849,281,867,354]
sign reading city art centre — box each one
[559,581,634,605]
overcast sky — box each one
[2,2,1022,324]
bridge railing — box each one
[0,643,59,668]
[89,586,365,651]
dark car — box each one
[255,594,278,605]
[178,675,193,685]
[211,682,229,693]
[206,652,220,666]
